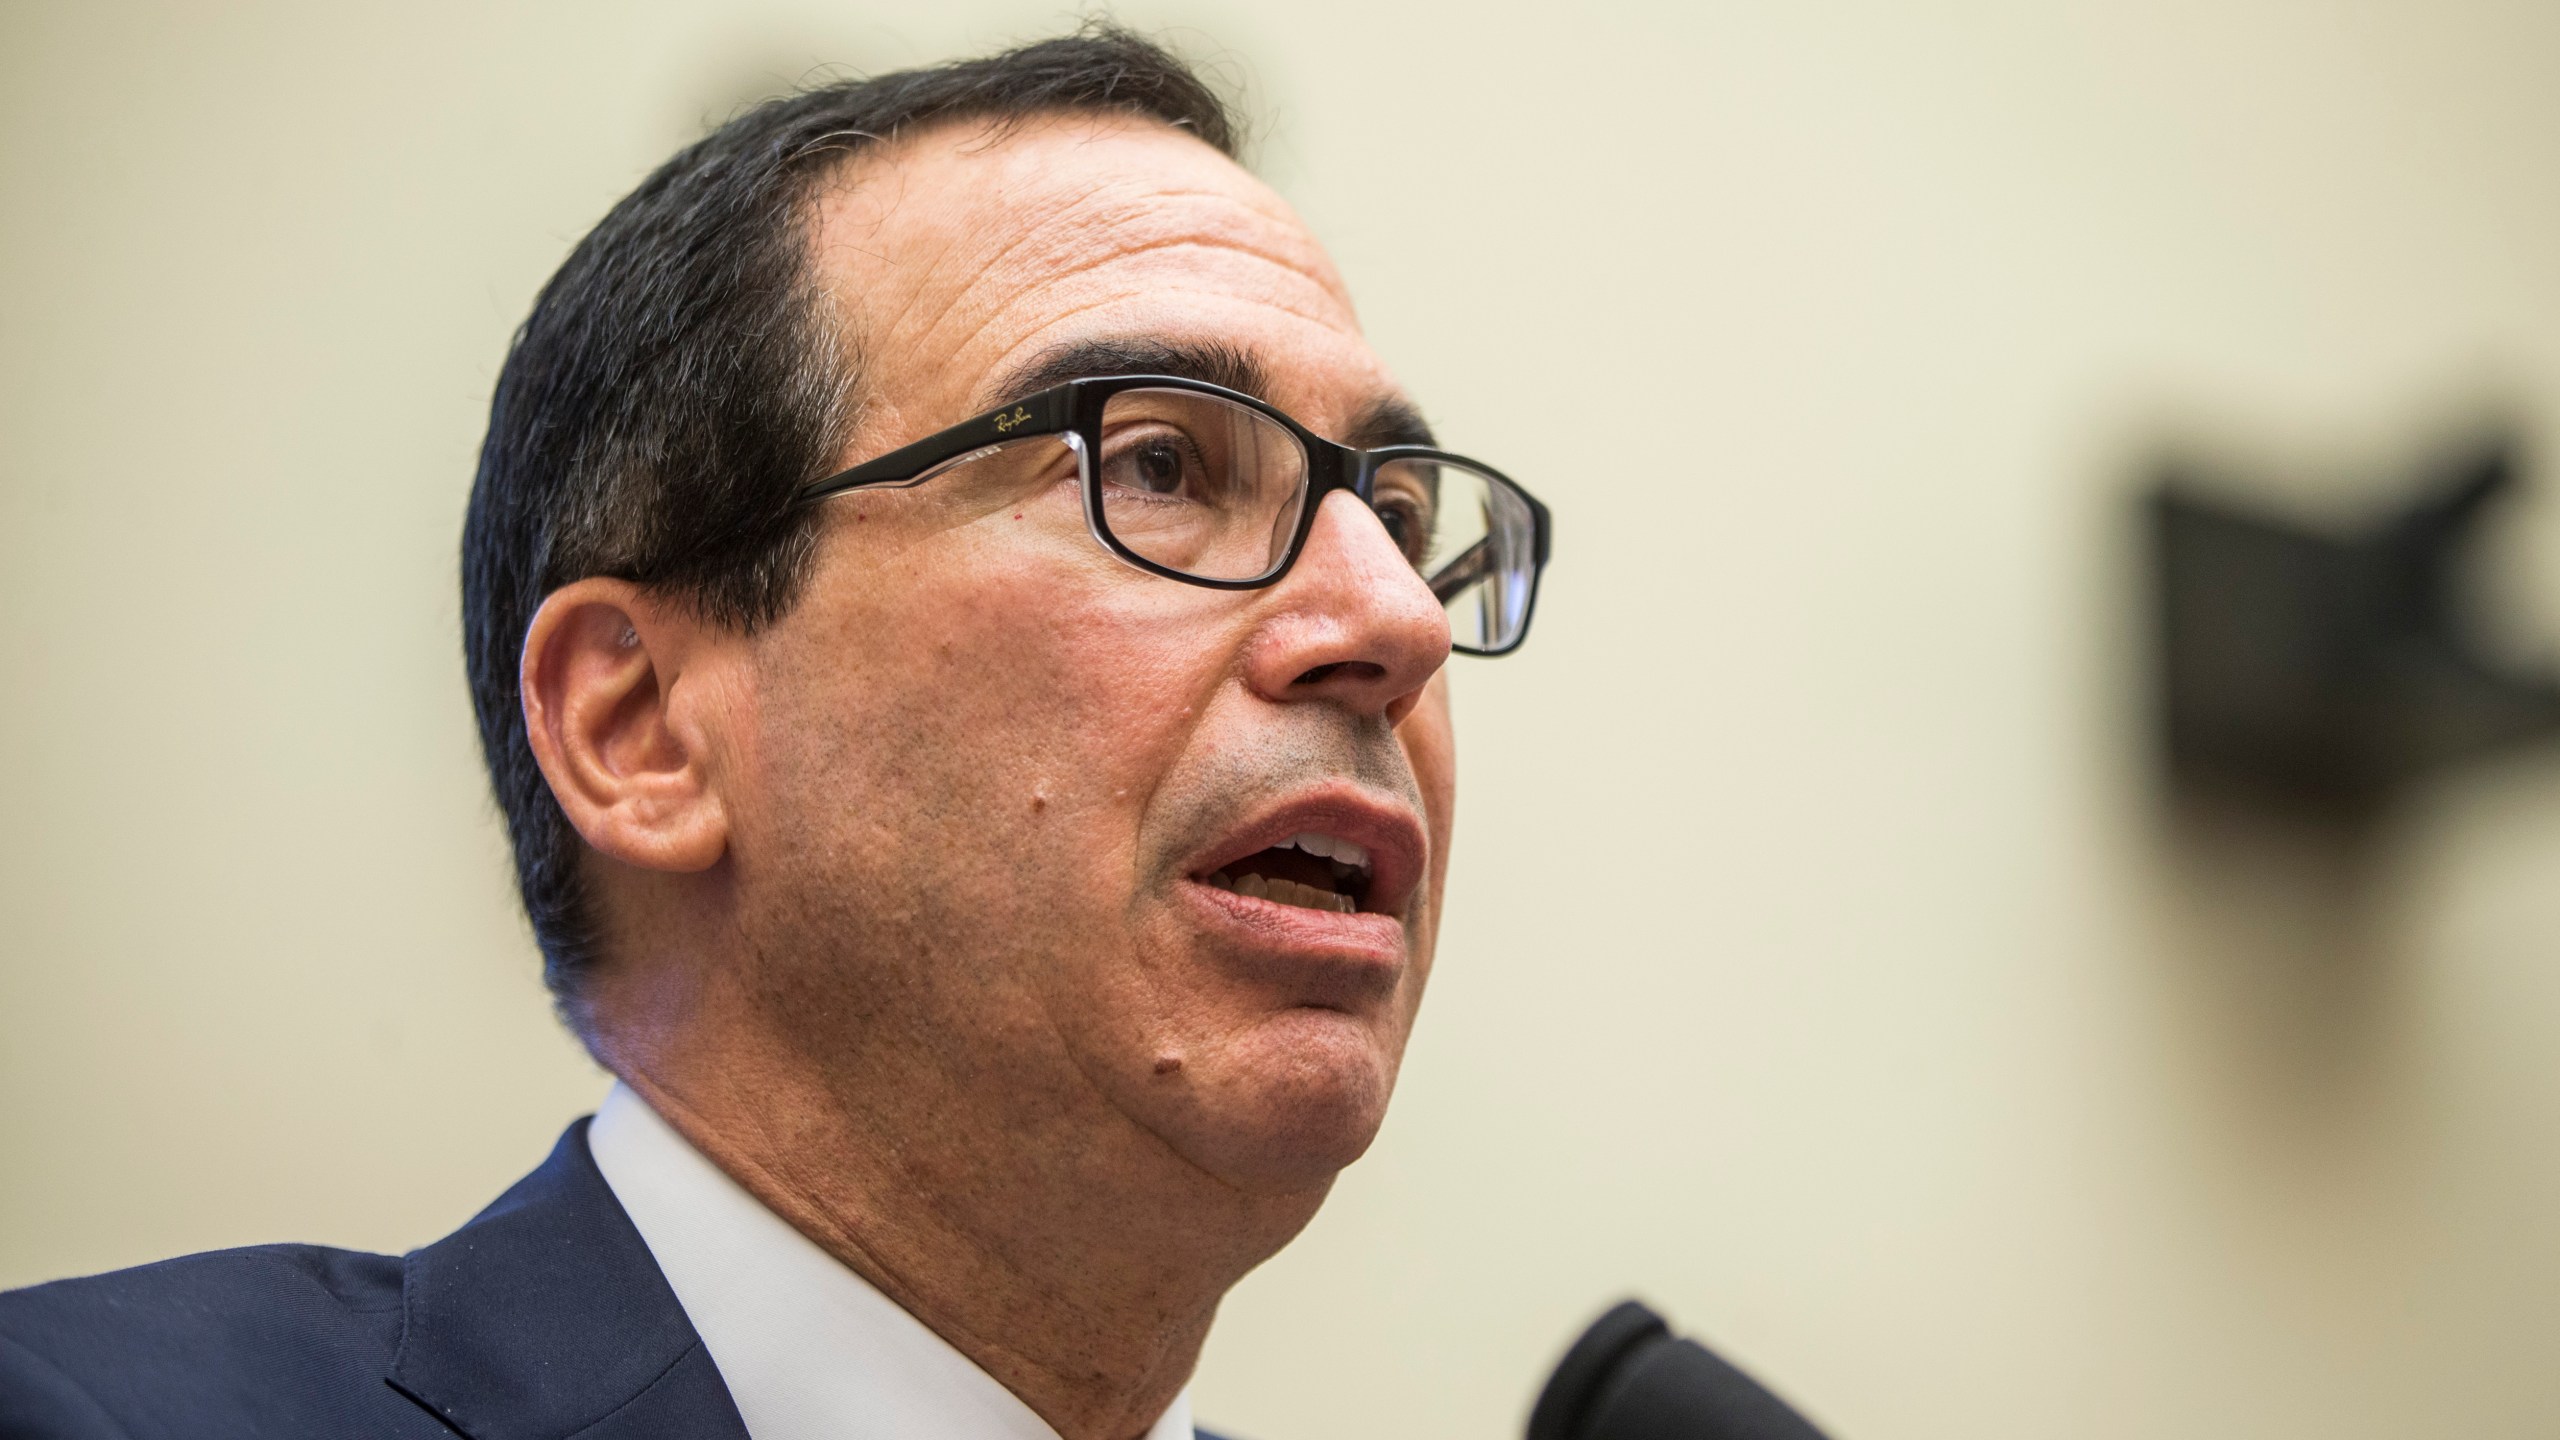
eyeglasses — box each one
[794,374,1552,656]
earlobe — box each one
[520,579,730,874]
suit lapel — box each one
[386,1119,751,1440]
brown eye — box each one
[1130,437,1187,494]
[1103,427,1212,501]
[1374,493,1432,565]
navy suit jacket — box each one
[0,1120,1219,1440]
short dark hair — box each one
[460,28,1241,1013]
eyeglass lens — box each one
[1371,455,1538,653]
[1093,388,1308,581]
[1095,387,1536,651]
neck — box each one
[589,965,1325,1440]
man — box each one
[0,27,1548,1440]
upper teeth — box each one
[1289,832,1370,870]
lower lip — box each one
[1179,878,1408,973]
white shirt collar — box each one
[587,1083,1196,1440]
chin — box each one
[1173,1006,1403,1194]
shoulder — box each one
[0,1119,725,1440]
[0,1244,439,1439]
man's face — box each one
[722,113,1455,1197]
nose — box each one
[1240,489,1451,724]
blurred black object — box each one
[2151,436,2560,816]
[1528,1300,1831,1440]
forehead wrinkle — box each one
[811,156,1115,384]
[935,178,1345,302]
[821,116,1376,436]
[841,199,1074,380]
[967,179,1313,273]
[1000,274,1354,354]
[1042,183,1331,275]
[922,235,1349,384]
[959,130,1316,250]
[1033,181,1343,290]
[937,247,1359,388]
[966,292,1368,418]
[884,173,1351,360]
[1000,204,1336,297]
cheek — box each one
[754,529,1239,914]
[981,565,1237,836]
[1402,674,1458,924]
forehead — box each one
[807,111,1389,424]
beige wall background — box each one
[8,2,2560,1437]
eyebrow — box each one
[988,335,1439,450]
[1346,394,1436,450]
[992,337,1271,407]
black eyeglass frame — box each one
[793,373,1552,656]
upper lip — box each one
[1185,781,1428,917]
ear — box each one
[520,578,730,873]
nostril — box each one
[1293,660,1386,687]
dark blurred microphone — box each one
[1527,1301,1833,1440]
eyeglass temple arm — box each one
[795,384,1076,504]
[1426,537,1497,603]
[1419,479,1552,600]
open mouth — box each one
[1200,832,1374,915]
